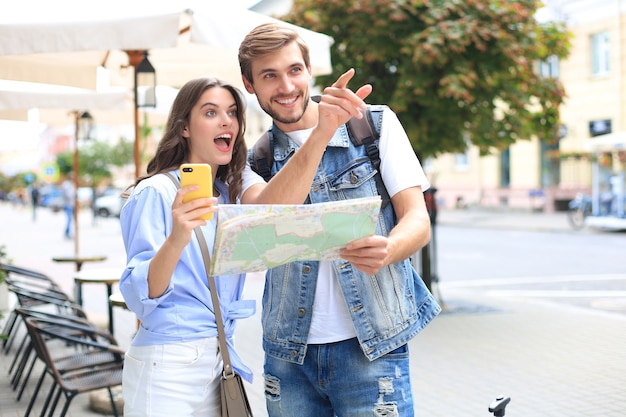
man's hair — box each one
[238,22,311,84]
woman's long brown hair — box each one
[137,77,247,203]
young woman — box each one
[119,77,254,416]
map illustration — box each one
[210,196,382,275]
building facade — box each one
[428,0,626,212]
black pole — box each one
[420,188,438,292]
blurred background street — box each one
[2,2,626,415]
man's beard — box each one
[260,92,310,126]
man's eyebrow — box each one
[256,63,304,77]
[256,67,276,77]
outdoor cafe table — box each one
[52,254,107,272]
[109,291,140,330]
[73,267,123,335]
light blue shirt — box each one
[119,169,255,381]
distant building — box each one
[429,0,626,212]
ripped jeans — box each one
[264,337,414,417]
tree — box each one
[0,172,30,197]
[284,0,571,158]
[56,137,134,187]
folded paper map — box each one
[210,196,382,275]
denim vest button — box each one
[297,308,306,317]
[290,350,298,359]
[350,171,358,184]
[302,265,311,274]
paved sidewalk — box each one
[436,207,573,233]
[1,203,625,417]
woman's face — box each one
[183,86,239,177]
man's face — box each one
[243,41,312,132]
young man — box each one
[239,23,441,416]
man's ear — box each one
[242,76,255,95]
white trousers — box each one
[123,337,222,417]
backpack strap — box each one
[346,110,391,209]
[251,130,273,182]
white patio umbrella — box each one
[0,79,130,259]
[0,81,176,127]
[0,81,129,113]
[0,1,333,88]
[0,0,334,177]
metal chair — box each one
[22,316,124,417]
[12,307,118,404]
[4,285,88,397]
[1,263,72,353]
[0,263,58,285]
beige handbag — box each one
[165,172,253,417]
[194,227,253,417]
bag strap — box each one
[345,110,391,209]
[251,130,272,182]
[163,172,235,378]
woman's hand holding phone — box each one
[180,163,215,221]
[167,163,217,250]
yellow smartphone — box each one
[180,163,213,220]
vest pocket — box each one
[328,159,377,192]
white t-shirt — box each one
[242,107,430,343]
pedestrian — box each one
[238,23,441,417]
[119,77,254,417]
[30,183,40,221]
[60,173,74,239]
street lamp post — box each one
[72,110,93,258]
[126,50,156,179]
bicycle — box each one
[488,396,511,416]
[567,193,592,230]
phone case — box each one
[180,163,213,220]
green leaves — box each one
[56,137,134,187]
[285,0,570,157]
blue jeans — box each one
[63,206,73,238]
[264,338,414,417]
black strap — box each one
[345,112,391,209]
[346,109,379,145]
[252,130,272,182]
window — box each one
[454,152,469,171]
[540,139,560,188]
[499,148,510,188]
[591,31,610,77]
[538,55,559,78]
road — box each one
[432,225,626,316]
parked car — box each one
[94,188,125,217]
[40,186,63,211]
[39,185,93,211]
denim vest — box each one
[254,105,441,364]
